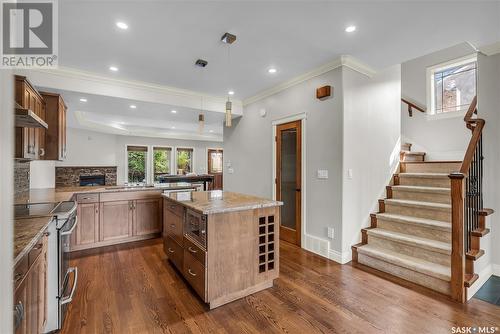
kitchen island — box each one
[162,190,282,309]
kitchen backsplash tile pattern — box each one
[56,166,117,187]
[14,161,30,195]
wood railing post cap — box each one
[449,172,465,179]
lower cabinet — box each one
[71,192,163,251]
[14,233,48,334]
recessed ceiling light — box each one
[171,110,177,114]
[171,126,176,129]
[79,98,87,102]
[116,21,128,30]
[228,90,235,95]
[345,25,356,33]
[129,105,137,109]
[268,68,277,74]
[109,66,119,72]
[209,130,214,133]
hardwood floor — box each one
[62,239,500,334]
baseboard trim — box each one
[467,264,493,300]
[303,233,351,264]
[493,264,500,277]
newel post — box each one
[449,172,466,302]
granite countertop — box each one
[14,216,53,266]
[14,183,197,205]
[162,190,283,214]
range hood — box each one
[15,102,48,129]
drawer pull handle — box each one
[168,248,175,253]
[170,205,176,209]
[188,247,198,254]
[170,224,176,228]
[14,273,24,282]
[188,269,197,277]
[32,243,43,250]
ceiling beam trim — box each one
[15,67,243,115]
[243,55,376,106]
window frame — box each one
[426,54,477,118]
[175,147,195,175]
[125,144,149,185]
[151,146,173,184]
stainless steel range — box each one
[14,201,78,332]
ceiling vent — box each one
[195,59,208,67]
[221,32,236,44]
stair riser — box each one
[357,253,451,295]
[401,163,461,174]
[392,189,451,204]
[398,177,450,188]
[376,218,451,243]
[368,235,450,266]
[385,203,451,222]
[402,155,425,162]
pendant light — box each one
[221,32,236,128]
[225,99,232,127]
[198,113,205,133]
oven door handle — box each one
[61,217,78,236]
[60,267,78,305]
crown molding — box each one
[74,110,223,142]
[243,55,376,106]
[479,41,500,56]
[15,66,243,115]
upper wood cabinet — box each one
[40,92,67,161]
[15,76,46,160]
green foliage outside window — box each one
[177,150,192,174]
[128,151,146,183]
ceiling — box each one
[38,87,226,141]
[43,1,499,140]
[58,1,500,100]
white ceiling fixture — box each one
[345,25,356,33]
[171,126,176,129]
[268,68,277,74]
[79,98,87,102]
[116,21,128,30]
[129,105,137,109]
[228,90,234,95]
[209,129,214,133]
[109,66,119,72]
[171,109,177,114]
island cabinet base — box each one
[163,193,281,309]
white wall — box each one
[477,52,500,278]
[341,65,402,259]
[401,43,474,160]
[55,127,221,185]
[30,161,56,189]
[224,68,344,254]
[0,71,14,333]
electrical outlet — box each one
[327,227,335,239]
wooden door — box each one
[134,199,162,236]
[208,149,223,190]
[76,203,99,246]
[276,120,302,246]
[99,201,133,242]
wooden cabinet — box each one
[13,233,48,334]
[99,200,133,242]
[77,203,99,246]
[40,92,67,161]
[134,198,162,236]
[15,76,46,160]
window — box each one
[153,147,172,183]
[176,148,193,175]
[127,145,147,184]
[428,56,477,114]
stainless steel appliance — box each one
[13,201,78,332]
[185,209,207,248]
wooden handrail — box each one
[401,98,426,117]
[458,96,482,174]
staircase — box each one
[352,147,461,295]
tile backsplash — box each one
[14,161,30,195]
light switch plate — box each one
[347,169,353,179]
[228,167,234,174]
[317,169,328,179]
[327,227,335,239]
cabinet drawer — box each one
[76,193,99,204]
[183,236,206,266]
[13,255,28,289]
[164,236,183,271]
[183,251,206,301]
[165,211,183,244]
[165,201,184,217]
[28,240,43,267]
